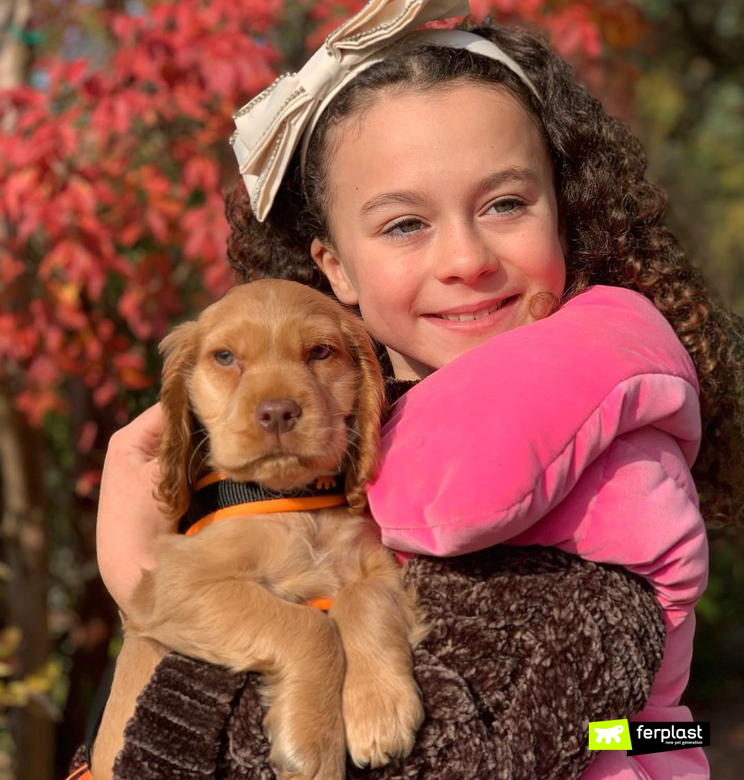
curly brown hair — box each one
[225,20,744,527]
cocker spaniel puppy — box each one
[92,280,427,780]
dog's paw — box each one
[343,672,424,768]
[264,634,346,780]
[265,699,346,780]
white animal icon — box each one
[594,724,624,744]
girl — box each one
[91,1,743,778]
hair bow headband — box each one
[231,0,539,223]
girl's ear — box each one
[310,238,359,306]
[339,313,386,512]
[154,321,199,523]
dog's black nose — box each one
[255,399,302,434]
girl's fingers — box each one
[109,402,164,462]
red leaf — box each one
[545,5,603,60]
[0,253,24,284]
[93,377,117,407]
[75,468,102,497]
[78,421,98,454]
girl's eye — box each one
[486,197,525,215]
[383,218,426,240]
[309,345,332,361]
[214,350,235,366]
[383,199,525,241]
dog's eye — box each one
[213,350,235,366]
[308,345,332,361]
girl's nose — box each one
[433,222,500,284]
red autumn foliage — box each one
[1,0,646,436]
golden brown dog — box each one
[91,280,428,780]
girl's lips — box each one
[423,294,520,332]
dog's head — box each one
[155,280,385,522]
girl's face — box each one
[311,83,566,380]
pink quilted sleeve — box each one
[367,285,702,556]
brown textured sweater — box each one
[75,377,666,779]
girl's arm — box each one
[368,285,702,556]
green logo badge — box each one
[589,719,633,750]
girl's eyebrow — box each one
[359,166,539,217]
[359,188,428,217]
[476,166,539,193]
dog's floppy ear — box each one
[339,313,385,513]
[154,320,199,523]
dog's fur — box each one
[91,280,428,780]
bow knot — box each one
[298,46,349,100]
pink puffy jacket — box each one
[368,285,710,779]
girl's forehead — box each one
[327,83,551,199]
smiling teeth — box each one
[437,299,509,322]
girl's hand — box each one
[96,403,175,615]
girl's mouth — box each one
[424,295,520,330]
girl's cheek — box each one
[527,233,565,274]
[362,268,413,308]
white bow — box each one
[231,0,538,223]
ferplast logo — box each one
[588,720,632,751]
[588,720,710,755]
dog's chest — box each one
[256,511,362,604]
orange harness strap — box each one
[184,494,347,537]
[304,597,334,611]
[65,765,92,780]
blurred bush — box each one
[633,0,744,312]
